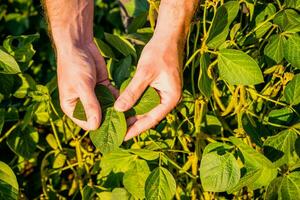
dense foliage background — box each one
[0,0,300,199]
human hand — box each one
[114,38,182,141]
[57,42,117,130]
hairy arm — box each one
[44,0,116,130]
[44,0,94,52]
[115,0,198,140]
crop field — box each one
[0,0,300,199]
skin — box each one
[44,0,198,141]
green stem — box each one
[0,123,19,143]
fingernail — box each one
[89,116,98,130]
[114,99,127,112]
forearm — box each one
[152,0,198,46]
[43,0,94,53]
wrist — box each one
[51,30,93,53]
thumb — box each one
[114,70,150,112]
[78,85,101,130]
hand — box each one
[57,42,117,130]
[114,38,182,141]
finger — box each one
[114,69,152,112]
[60,96,92,130]
[124,102,175,141]
[126,116,137,127]
[77,84,101,130]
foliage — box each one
[0,0,300,199]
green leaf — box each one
[95,38,116,59]
[120,79,160,116]
[127,149,160,160]
[202,142,233,156]
[99,149,137,177]
[82,185,95,200]
[6,126,39,159]
[229,137,277,190]
[0,48,20,74]
[0,161,19,200]
[90,107,126,154]
[255,22,273,39]
[206,1,240,48]
[3,33,39,63]
[104,33,136,60]
[123,159,150,199]
[113,56,134,87]
[255,3,276,25]
[264,129,298,167]
[73,84,115,121]
[120,0,149,17]
[264,34,286,63]
[284,34,300,69]
[268,108,294,125]
[52,152,66,169]
[274,9,300,33]
[286,0,300,9]
[13,73,36,98]
[200,152,240,192]
[218,49,264,85]
[198,53,212,98]
[284,74,300,105]
[111,188,131,200]
[145,167,176,200]
[265,172,300,200]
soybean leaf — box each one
[113,56,134,87]
[264,34,286,63]
[82,185,96,200]
[111,188,131,200]
[6,126,39,159]
[265,172,300,200]
[218,49,264,85]
[268,108,294,125]
[284,34,300,69]
[255,22,273,39]
[264,129,298,167]
[255,4,276,25]
[284,74,300,105]
[206,1,240,48]
[200,152,240,192]
[286,0,300,9]
[120,0,149,17]
[0,161,19,200]
[52,153,66,169]
[229,137,277,190]
[0,48,20,74]
[198,53,212,98]
[99,149,137,177]
[3,33,39,63]
[73,84,115,121]
[202,142,233,156]
[90,107,126,154]
[123,159,150,199]
[228,169,261,193]
[104,33,136,60]
[145,167,176,200]
[120,78,160,116]
[95,38,116,59]
[127,149,160,160]
[274,9,300,33]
